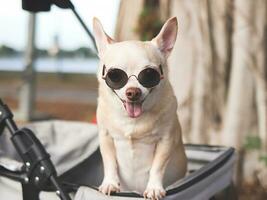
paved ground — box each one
[0,73,98,122]
[0,83,98,105]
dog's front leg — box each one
[98,130,120,195]
[144,136,173,200]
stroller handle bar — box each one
[0,99,71,200]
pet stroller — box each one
[0,100,236,200]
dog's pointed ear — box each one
[93,17,115,58]
[151,17,178,58]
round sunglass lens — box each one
[106,69,128,89]
[138,68,160,88]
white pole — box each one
[18,13,37,121]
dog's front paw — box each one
[143,184,166,200]
[99,179,120,195]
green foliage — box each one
[136,2,163,41]
[57,47,96,58]
[0,45,19,57]
[74,47,97,58]
[244,135,262,150]
[0,44,96,58]
[259,154,267,166]
[244,135,267,166]
[36,48,48,57]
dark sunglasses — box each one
[102,65,164,90]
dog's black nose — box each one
[126,87,142,101]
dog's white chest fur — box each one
[106,117,179,193]
[101,113,159,192]
[113,137,156,192]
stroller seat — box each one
[0,120,236,200]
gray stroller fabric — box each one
[0,120,235,200]
[0,120,99,200]
[75,187,144,200]
[73,149,235,200]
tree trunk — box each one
[168,0,234,144]
[115,0,144,41]
[250,0,267,189]
[189,0,213,144]
[168,0,199,142]
[159,0,170,21]
[222,0,255,149]
[252,0,267,151]
[207,0,233,133]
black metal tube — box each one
[0,99,18,134]
[5,118,18,134]
[0,167,26,183]
[71,8,97,52]
[50,176,72,200]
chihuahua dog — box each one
[93,17,187,200]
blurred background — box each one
[0,0,120,122]
[0,0,266,199]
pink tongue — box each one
[125,102,143,118]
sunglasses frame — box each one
[102,65,164,89]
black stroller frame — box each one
[0,99,73,200]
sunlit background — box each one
[0,0,267,199]
[0,0,120,122]
[0,0,119,50]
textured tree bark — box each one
[168,0,234,144]
[189,0,213,144]
[168,0,198,142]
[252,0,267,152]
[114,0,144,41]
[222,0,255,149]
[251,0,267,190]
[159,0,170,21]
[207,0,233,133]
